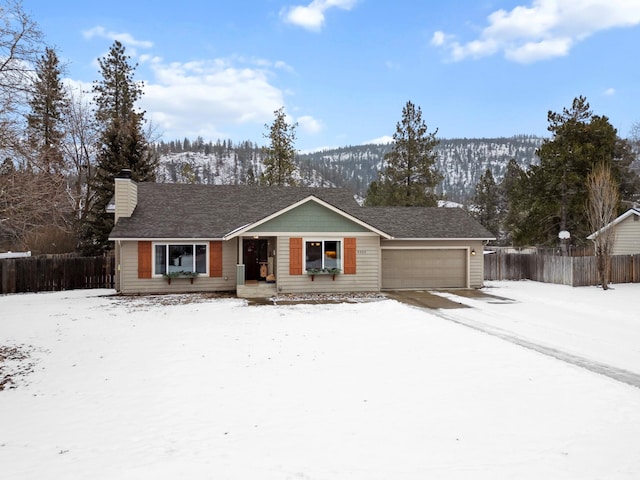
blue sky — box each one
[29,0,640,151]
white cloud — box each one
[274,60,295,73]
[79,31,302,144]
[504,37,573,63]
[82,26,154,49]
[432,0,640,63]
[63,78,93,97]
[365,135,394,145]
[604,87,616,96]
[430,31,450,47]
[297,115,323,134]
[140,56,286,141]
[281,0,358,32]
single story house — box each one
[108,171,495,296]
[587,207,640,255]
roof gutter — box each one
[108,237,225,242]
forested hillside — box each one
[155,136,544,203]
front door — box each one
[243,239,268,281]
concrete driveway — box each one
[387,288,640,390]
[384,288,511,309]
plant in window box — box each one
[163,270,199,284]
[306,267,341,280]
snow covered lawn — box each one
[1,282,640,479]
[434,280,640,376]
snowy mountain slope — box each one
[155,136,544,203]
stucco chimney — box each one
[114,169,137,222]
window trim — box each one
[303,238,343,272]
[152,242,209,277]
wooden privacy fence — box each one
[0,255,115,294]
[484,252,640,287]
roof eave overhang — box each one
[383,237,496,241]
[109,237,225,242]
[587,208,640,240]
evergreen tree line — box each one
[158,148,263,186]
[153,136,545,203]
[470,97,639,248]
[155,138,259,156]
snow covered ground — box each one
[1,281,639,479]
[435,280,640,378]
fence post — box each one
[3,259,17,294]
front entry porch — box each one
[236,281,277,298]
[236,236,277,298]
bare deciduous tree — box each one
[0,167,71,251]
[0,0,43,157]
[62,89,99,225]
[586,162,620,290]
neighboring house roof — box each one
[109,183,495,241]
[358,207,496,239]
[587,208,640,240]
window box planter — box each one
[306,268,341,281]
[163,271,200,284]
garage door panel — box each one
[382,249,467,289]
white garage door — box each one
[381,249,467,289]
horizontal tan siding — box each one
[118,240,237,294]
[613,217,640,255]
[276,235,380,293]
[114,178,137,221]
[468,240,485,288]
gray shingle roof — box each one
[109,184,361,239]
[356,207,496,239]
[109,183,495,240]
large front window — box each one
[305,240,341,271]
[154,244,207,275]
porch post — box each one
[236,264,245,286]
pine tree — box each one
[246,165,256,184]
[80,40,157,255]
[260,107,298,186]
[26,47,68,173]
[365,101,441,206]
[13,46,76,252]
[511,96,638,249]
[500,159,527,245]
[471,169,500,237]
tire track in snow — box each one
[430,308,640,390]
